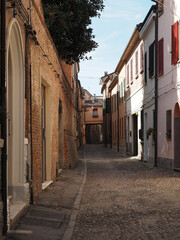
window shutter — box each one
[127,65,129,86]
[158,38,164,76]
[149,42,154,78]
[140,43,144,71]
[131,59,133,83]
[136,50,138,76]
[171,21,179,65]
[144,52,147,83]
[166,110,172,139]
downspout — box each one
[105,100,107,148]
[109,89,112,148]
[154,1,158,167]
[117,91,119,152]
[30,64,34,204]
[1,0,8,235]
[28,0,34,204]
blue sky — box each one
[79,0,153,96]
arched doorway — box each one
[174,102,180,169]
[7,21,25,215]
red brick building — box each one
[0,0,80,234]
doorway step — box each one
[7,196,26,229]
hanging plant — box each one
[146,127,154,140]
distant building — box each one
[83,90,103,144]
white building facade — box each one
[125,26,144,158]
[139,6,156,166]
[157,0,180,169]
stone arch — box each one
[7,20,25,207]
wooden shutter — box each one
[140,43,144,72]
[158,38,164,76]
[149,42,154,78]
[171,21,179,65]
[131,59,133,82]
[127,65,129,86]
[136,50,138,76]
[166,110,172,139]
[144,52,147,83]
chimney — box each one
[104,71,108,76]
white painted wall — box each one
[126,40,144,157]
[140,8,155,164]
[157,0,180,165]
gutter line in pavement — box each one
[62,147,87,240]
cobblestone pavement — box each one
[2,144,180,240]
[72,144,180,240]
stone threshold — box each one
[42,181,53,190]
[10,203,27,226]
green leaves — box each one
[42,0,104,64]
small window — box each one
[158,38,164,76]
[93,108,98,118]
[166,110,172,139]
[149,42,155,78]
[171,21,179,65]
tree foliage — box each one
[42,0,104,64]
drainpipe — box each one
[29,64,34,204]
[105,101,107,148]
[28,0,34,204]
[153,1,158,167]
[109,89,112,148]
[1,0,8,235]
[117,91,119,152]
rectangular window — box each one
[166,110,172,139]
[135,50,138,77]
[171,21,179,65]
[130,59,133,83]
[158,38,164,76]
[144,52,147,83]
[127,65,129,87]
[93,108,98,118]
[149,42,155,78]
[140,43,144,73]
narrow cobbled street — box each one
[72,145,180,240]
[4,144,180,240]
